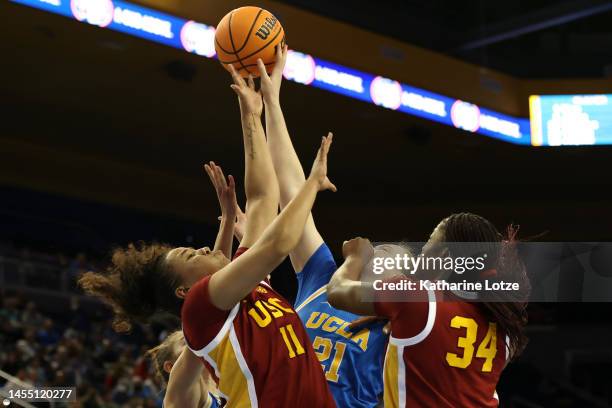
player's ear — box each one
[175,286,189,299]
[163,361,173,374]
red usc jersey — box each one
[181,255,335,407]
[375,286,508,408]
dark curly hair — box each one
[440,212,530,360]
[78,242,182,332]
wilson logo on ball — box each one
[255,16,278,40]
[215,6,285,77]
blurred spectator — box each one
[21,301,45,327]
[37,318,60,346]
[0,249,170,407]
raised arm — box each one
[327,237,376,315]
[164,347,204,408]
[229,65,280,249]
[258,45,326,272]
[205,162,237,259]
[209,135,336,310]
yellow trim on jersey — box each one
[207,331,256,407]
[295,285,327,312]
[384,343,400,408]
[185,303,258,407]
[382,289,436,407]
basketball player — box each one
[79,66,337,407]
[256,44,388,407]
[147,331,222,408]
[327,213,530,407]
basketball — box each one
[215,6,285,77]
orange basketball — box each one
[215,6,285,78]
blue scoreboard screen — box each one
[530,94,612,146]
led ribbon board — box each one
[13,0,531,144]
[530,94,612,146]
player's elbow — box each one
[279,187,301,209]
[269,226,300,257]
[253,233,297,265]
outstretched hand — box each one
[308,132,337,192]
[228,65,263,116]
[204,161,237,220]
[257,43,288,105]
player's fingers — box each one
[247,74,255,90]
[276,43,288,71]
[210,162,223,177]
[228,64,244,86]
[209,161,219,179]
[321,132,333,158]
[273,44,284,72]
[228,174,236,191]
[204,164,216,184]
[230,84,242,95]
[211,165,222,188]
[213,163,226,188]
[347,316,378,330]
[215,163,225,179]
[213,164,227,188]
[257,59,269,80]
[316,136,326,159]
[326,178,337,192]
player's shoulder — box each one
[438,291,482,312]
[437,293,491,323]
[298,242,336,274]
[251,280,278,299]
[181,275,212,321]
[181,275,233,352]
[295,243,338,308]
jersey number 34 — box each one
[445,316,498,372]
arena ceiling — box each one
[278,0,612,78]
[1,0,612,246]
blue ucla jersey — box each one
[295,243,387,408]
[209,393,221,408]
